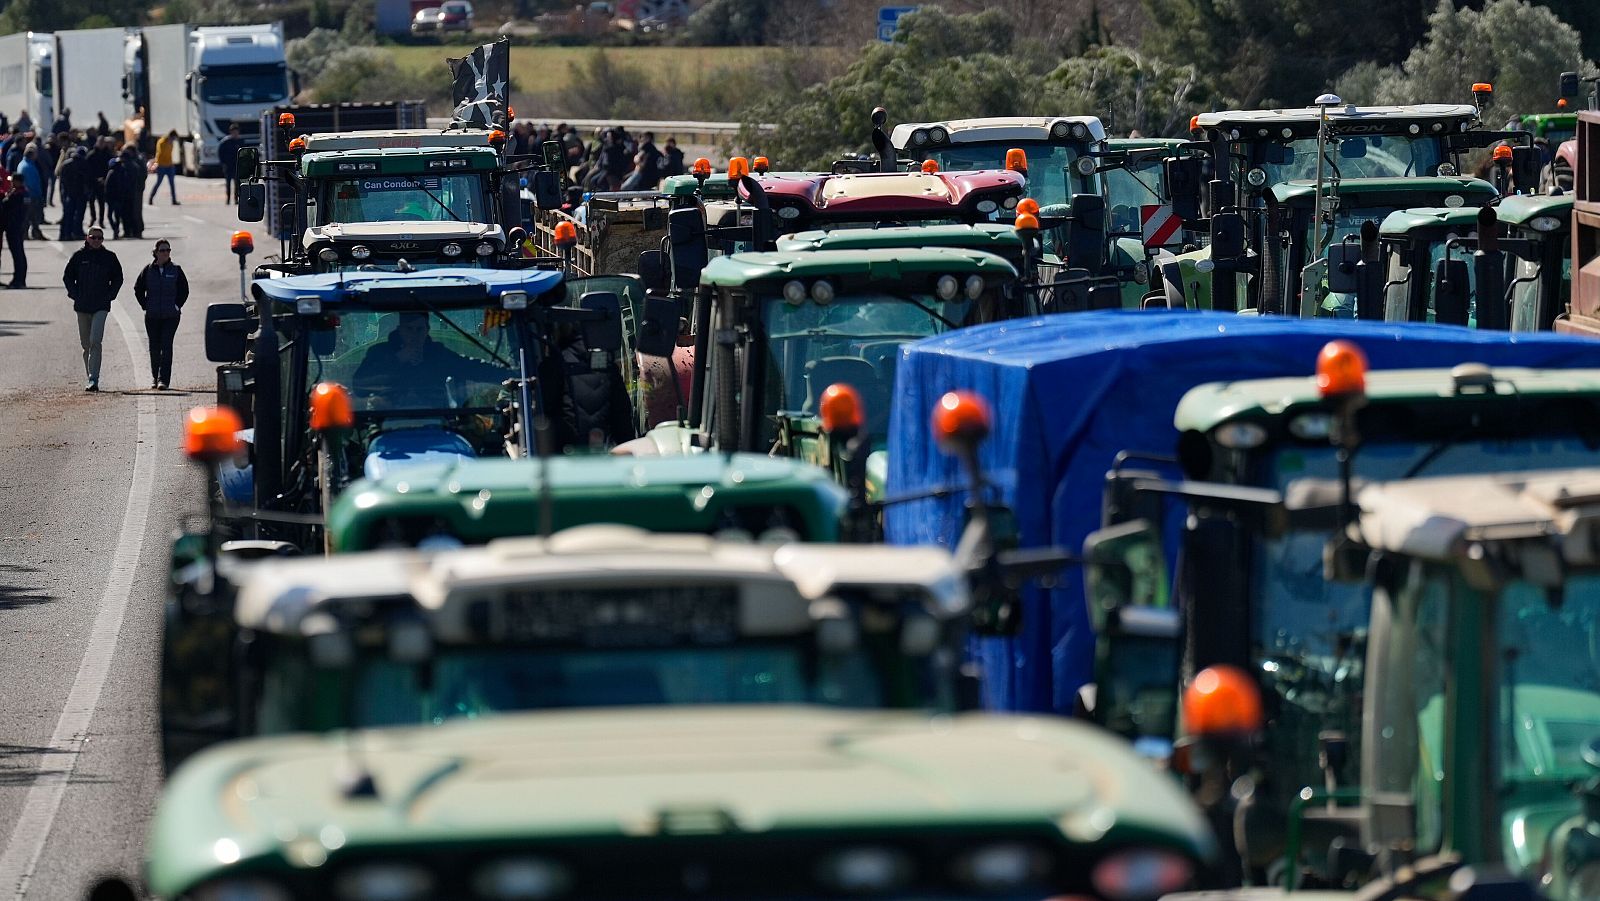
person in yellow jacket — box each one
[148,129,179,206]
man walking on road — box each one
[218,125,244,204]
[63,226,123,391]
[0,179,28,287]
[149,130,179,206]
[133,240,186,390]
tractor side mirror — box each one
[532,170,562,210]
[235,146,259,176]
[1083,518,1179,741]
[541,140,563,172]
[236,182,265,222]
[1434,257,1472,325]
[1165,157,1203,221]
[578,291,625,357]
[1511,146,1542,194]
[1562,71,1581,98]
[1210,211,1246,261]
[1326,242,1361,295]
[668,207,709,292]
[1067,194,1106,275]
[1337,137,1369,159]
[636,296,680,358]
[638,249,669,296]
[1084,519,1170,629]
[204,302,250,362]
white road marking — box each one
[0,303,157,900]
[182,214,206,225]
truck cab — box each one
[186,24,289,176]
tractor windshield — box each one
[1250,438,1600,801]
[1251,134,1448,185]
[306,308,518,414]
[922,142,1096,208]
[256,641,896,730]
[761,291,977,438]
[321,172,489,225]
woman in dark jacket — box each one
[133,240,187,389]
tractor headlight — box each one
[935,274,960,301]
[295,296,322,315]
[349,244,372,260]
[475,241,496,256]
[442,242,463,257]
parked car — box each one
[411,6,443,33]
[440,0,474,31]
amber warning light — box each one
[1183,665,1263,736]
[310,382,355,432]
[819,383,864,434]
[727,157,751,181]
[184,406,244,463]
[932,390,991,454]
[1316,340,1367,398]
[553,221,578,249]
[1005,148,1028,174]
[277,112,296,128]
[230,231,254,255]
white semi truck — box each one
[0,32,55,131]
[125,23,289,175]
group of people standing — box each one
[0,109,162,293]
[507,121,686,193]
[0,109,191,392]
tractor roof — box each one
[700,247,1017,287]
[147,706,1214,898]
[890,116,1107,149]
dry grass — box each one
[385,44,772,108]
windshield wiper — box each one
[886,292,961,330]
[415,299,513,368]
[396,176,465,223]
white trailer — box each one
[53,28,130,134]
[125,24,192,152]
[0,32,55,131]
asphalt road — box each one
[0,177,260,901]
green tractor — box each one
[1084,341,1600,885]
[1160,93,1540,315]
[626,248,1019,512]
[1371,193,1571,329]
[140,704,1218,901]
[325,453,850,551]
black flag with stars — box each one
[447,38,511,128]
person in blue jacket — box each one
[133,239,187,390]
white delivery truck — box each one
[128,23,289,176]
[53,28,131,134]
[0,32,55,131]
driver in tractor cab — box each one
[353,313,505,409]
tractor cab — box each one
[1162,94,1536,313]
[1375,195,1569,330]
